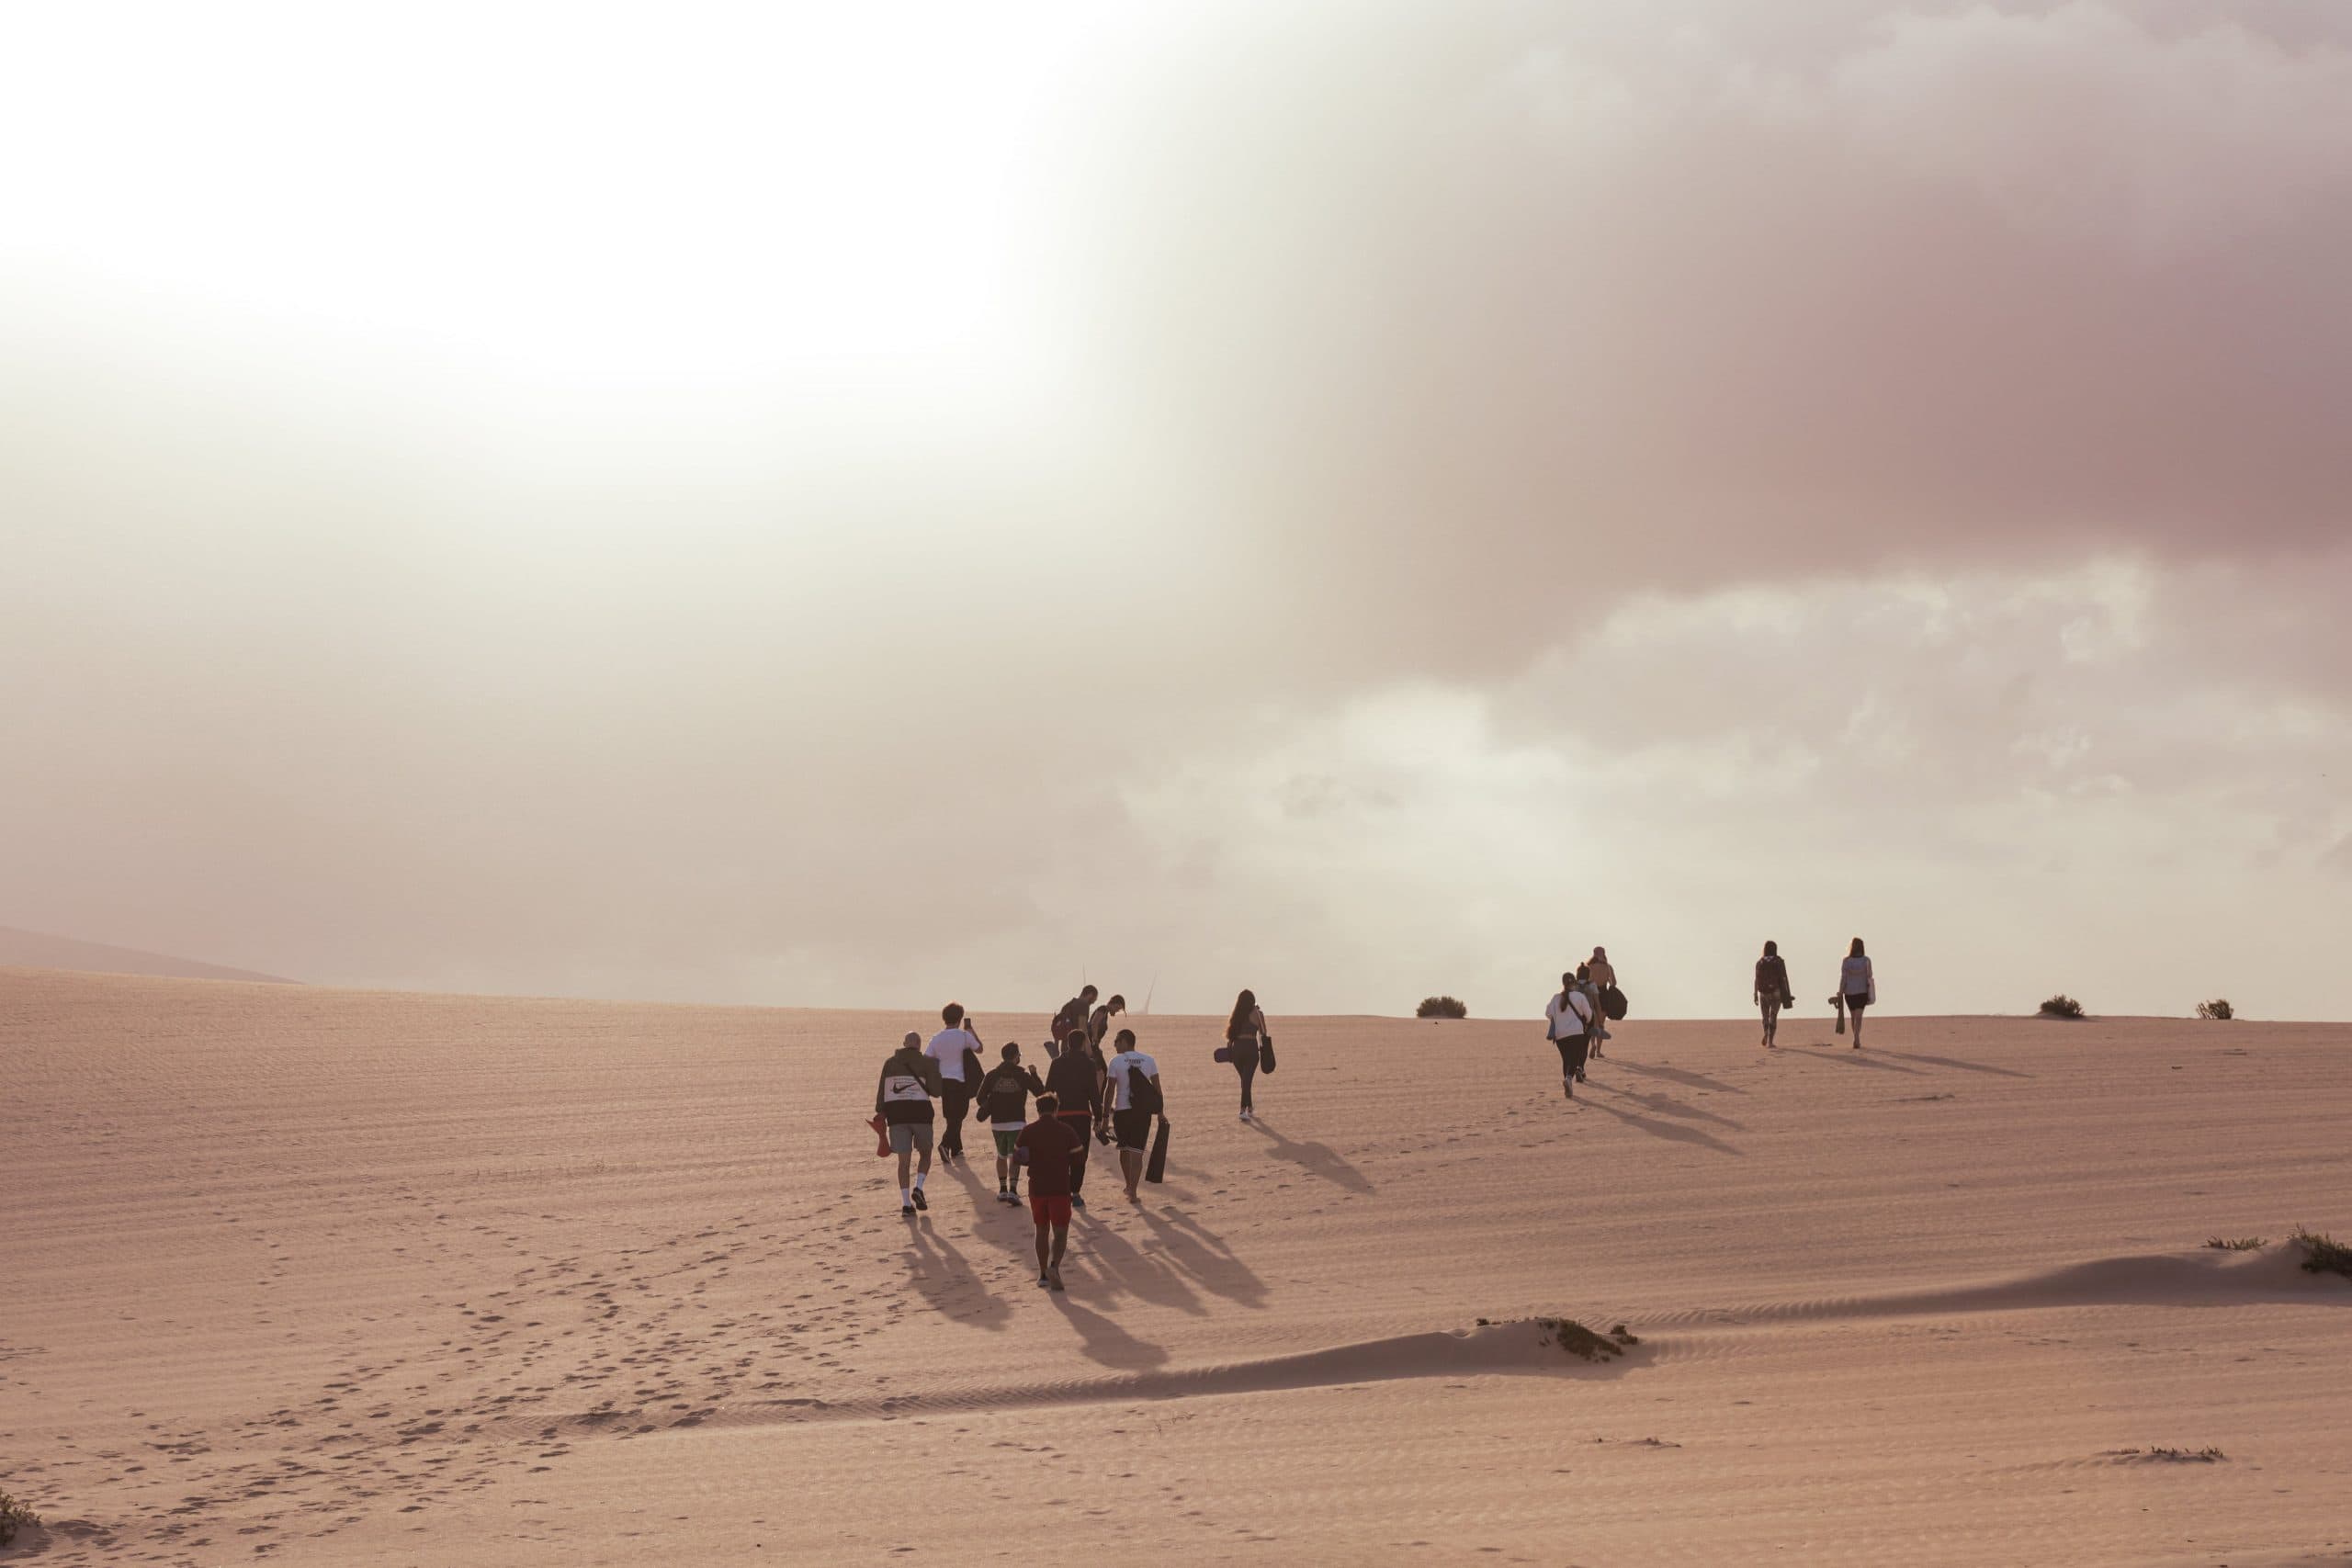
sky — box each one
[6,0,2349,1021]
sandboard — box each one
[1145,1117,1170,1183]
[868,1114,891,1156]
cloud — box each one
[4,3,2350,1018]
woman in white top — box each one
[1839,939,1877,1048]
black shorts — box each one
[1844,994,1871,1014]
[1112,1108,1153,1151]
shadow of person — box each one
[1782,1045,1922,1074]
[1600,1085,1745,1132]
[1072,1216,1209,1315]
[1613,1059,1748,1096]
[1050,1292,1170,1371]
[1875,1049,2034,1078]
[1136,1203,1270,1309]
[1247,1117,1374,1193]
[1580,1090,1746,1156]
[899,1218,1012,1331]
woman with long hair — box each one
[1226,988,1269,1122]
[1754,940,1792,1049]
[1840,938,1876,1048]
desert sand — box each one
[4,965,2347,1566]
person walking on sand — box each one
[1044,1022,1104,1210]
[1545,972,1597,1098]
[925,1003,982,1165]
[1085,993,1126,1055]
[974,1043,1046,1206]
[1586,946,1618,1056]
[1103,1028,1163,1202]
[1049,985,1098,1059]
[1225,988,1269,1122]
[1754,941,1792,1049]
[876,1031,941,1216]
[1840,939,1877,1048]
[1014,1091,1084,1290]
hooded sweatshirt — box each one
[875,1044,940,1125]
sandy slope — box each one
[0,930,291,986]
[4,967,2347,1566]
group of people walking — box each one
[1752,938,1877,1048]
[1543,946,1624,1098]
[870,987,1273,1292]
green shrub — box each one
[2038,994,2086,1021]
[2204,1235,2267,1252]
[1533,1317,1625,1362]
[1416,996,1468,1020]
[2291,1228,2351,1279]
[2196,998,2233,1020]
[0,1490,39,1547]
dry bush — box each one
[1416,996,1468,1020]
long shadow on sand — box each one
[1070,1202,1270,1315]
[1582,1088,1745,1156]
[899,1218,1012,1331]
[1611,1058,1748,1096]
[1594,1083,1745,1132]
[1875,1049,2034,1079]
[1783,1045,1924,1075]
[1247,1116,1374,1193]
[1049,1292,1171,1371]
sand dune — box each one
[5,967,2347,1565]
[0,928,292,986]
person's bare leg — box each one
[1048,1223,1069,1288]
[896,1146,912,1193]
[1033,1222,1051,1280]
[1851,1010,1864,1047]
[1121,1148,1143,1199]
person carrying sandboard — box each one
[1104,1028,1163,1202]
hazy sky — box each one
[6,1,2349,1021]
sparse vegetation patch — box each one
[2204,1236,2267,1252]
[2038,994,2086,1020]
[0,1490,39,1548]
[2196,998,2233,1021]
[1534,1317,1626,1362]
[1416,996,1468,1020]
[2291,1228,2351,1280]
[2108,1447,2227,1464]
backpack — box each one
[1601,986,1628,1021]
[1123,1057,1163,1117]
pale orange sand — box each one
[5,966,2347,1566]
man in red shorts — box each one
[1014,1092,1085,1292]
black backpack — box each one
[1124,1058,1163,1117]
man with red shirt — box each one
[1014,1092,1085,1292]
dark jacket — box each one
[1756,954,1792,1002]
[1045,1048,1102,1120]
[975,1062,1046,1126]
[876,1045,941,1124]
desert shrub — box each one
[1416,995,1468,1020]
[1533,1317,1625,1362]
[2205,1235,2267,1252]
[2038,994,2086,1021]
[2291,1227,2351,1280]
[2196,998,2233,1020]
[0,1490,39,1547]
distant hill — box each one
[0,924,294,985]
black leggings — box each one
[941,1083,971,1156]
[1554,1032,1590,1080]
[1232,1048,1258,1111]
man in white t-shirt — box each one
[924,1002,983,1164]
[1102,1029,1162,1201]
[1544,973,1596,1100]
